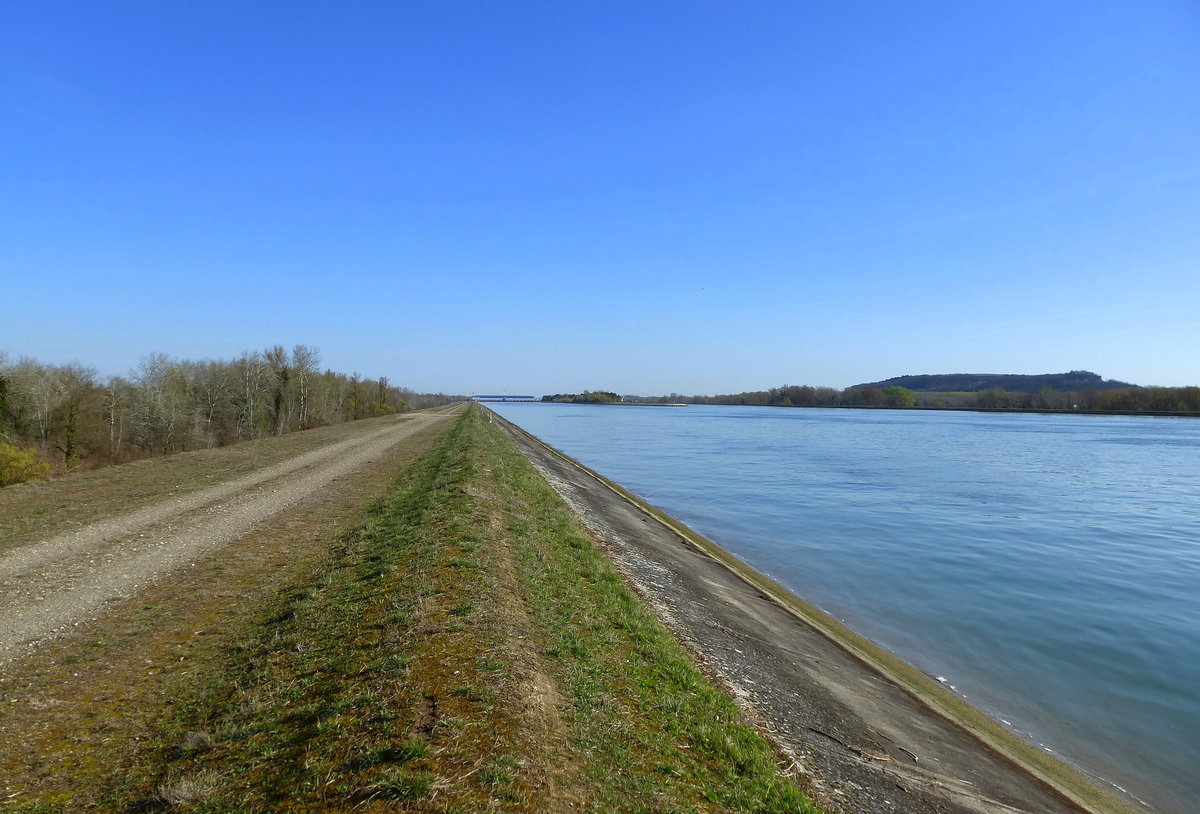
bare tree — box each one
[102,378,133,459]
[1,343,446,480]
[8,358,64,448]
[233,351,268,440]
[291,344,320,427]
[130,354,191,454]
[191,360,234,447]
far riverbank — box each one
[537,400,1200,419]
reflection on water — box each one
[490,403,1200,814]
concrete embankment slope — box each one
[490,410,1144,814]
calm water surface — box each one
[490,403,1200,814]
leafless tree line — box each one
[0,345,453,479]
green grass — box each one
[478,409,818,813]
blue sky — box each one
[3,1,1198,394]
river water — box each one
[488,402,1199,814]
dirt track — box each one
[491,411,1117,814]
[0,409,457,665]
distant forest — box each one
[623,371,1200,414]
[0,346,454,486]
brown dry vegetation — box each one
[0,346,450,484]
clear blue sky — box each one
[4,1,1198,394]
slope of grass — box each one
[485,410,817,813]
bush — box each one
[0,442,51,486]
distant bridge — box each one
[471,395,539,402]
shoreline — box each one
[489,408,1148,814]
[516,400,1199,419]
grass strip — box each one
[478,409,820,813]
[104,405,524,812]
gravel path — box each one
[0,411,454,665]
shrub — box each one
[0,442,51,486]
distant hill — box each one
[853,371,1137,394]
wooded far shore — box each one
[544,370,1200,416]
